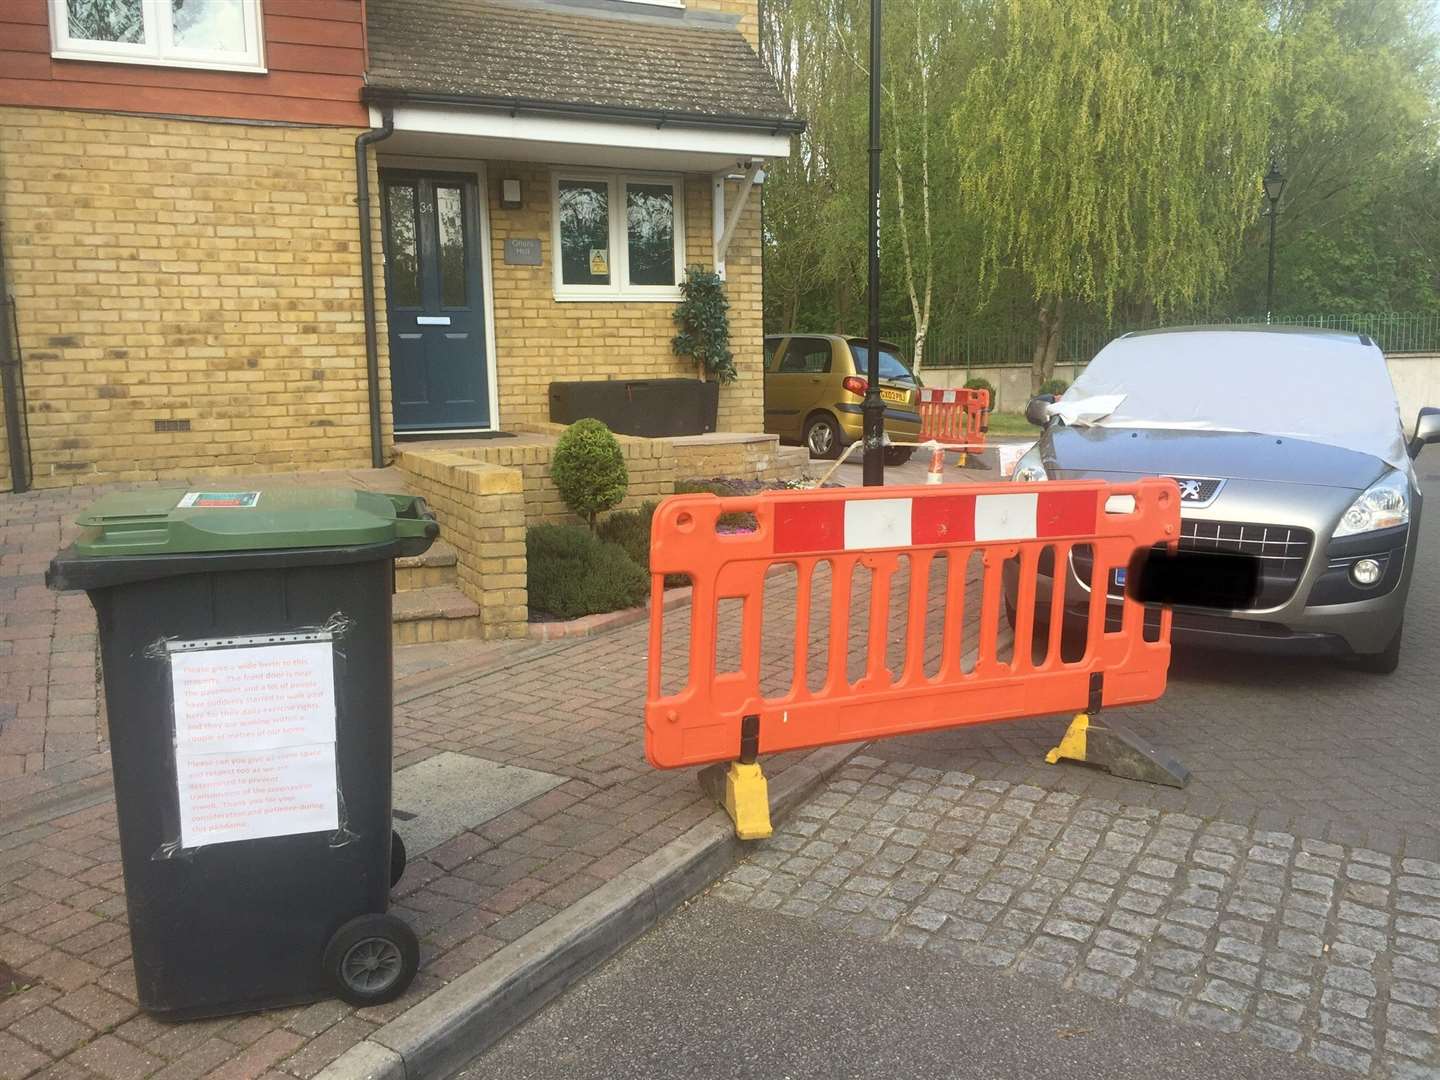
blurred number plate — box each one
[880,388,906,404]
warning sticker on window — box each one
[177,491,261,509]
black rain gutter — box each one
[361,87,806,135]
[355,106,395,470]
[0,148,29,494]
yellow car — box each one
[763,334,923,461]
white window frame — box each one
[551,170,686,302]
[613,0,684,9]
[50,0,267,74]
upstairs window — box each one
[51,0,266,73]
[553,171,685,301]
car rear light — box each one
[842,376,868,396]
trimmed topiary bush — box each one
[551,418,628,530]
[526,524,649,619]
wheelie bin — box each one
[46,486,439,1019]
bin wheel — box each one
[323,914,418,1007]
[390,830,407,888]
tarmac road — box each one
[459,894,1349,1080]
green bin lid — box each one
[70,487,428,556]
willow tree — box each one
[760,0,871,333]
[1222,0,1440,314]
[956,0,1274,391]
[762,0,983,366]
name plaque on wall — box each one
[504,238,542,265]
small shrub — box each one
[551,419,628,530]
[596,501,657,573]
[674,478,755,530]
[675,478,738,497]
[526,524,648,619]
[1039,377,1070,397]
[963,377,996,408]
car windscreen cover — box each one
[1055,330,1409,471]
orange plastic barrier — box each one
[645,479,1179,769]
[918,386,990,452]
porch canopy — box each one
[364,0,802,268]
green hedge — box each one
[526,524,648,619]
[596,501,657,573]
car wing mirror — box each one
[1408,407,1440,458]
[1025,394,1056,427]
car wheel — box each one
[804,415,842,460]
[884,446,914,466]
[1353,620,1402,675]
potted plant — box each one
[670,266,733,430]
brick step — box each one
[392,584,481,644]
[394,540,458,592]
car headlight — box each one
[1333,470,1410,538]
[1012,445,1048,482]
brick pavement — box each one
[0,480,900,1079]
[716,755,1440,1078]
[0,485,104,783]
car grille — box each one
[1072,520,1314,610]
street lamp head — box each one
[1263,161,1287,205]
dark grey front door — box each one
[381,171,490,432]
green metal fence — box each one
[898,312,1440,370]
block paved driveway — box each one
[682,470,1440,1080]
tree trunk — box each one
[1030,300,1052,394]
[1043,298,1064,384]
[1030,298,1065,394]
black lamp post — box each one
[861,0,885,486]
[1262,161,1286,323]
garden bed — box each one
[526,477,818,627]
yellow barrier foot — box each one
[697,760,773,840]
[1046,712,1191,789]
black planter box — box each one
[548,379,719,437]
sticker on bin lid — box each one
[177,491,261,509]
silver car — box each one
[1009,326,1440,673]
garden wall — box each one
[394,430,810,636]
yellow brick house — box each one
[0,0,799,492]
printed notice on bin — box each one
[170,642,339,847]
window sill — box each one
[553,290,682,304]
[50,49,268,74]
